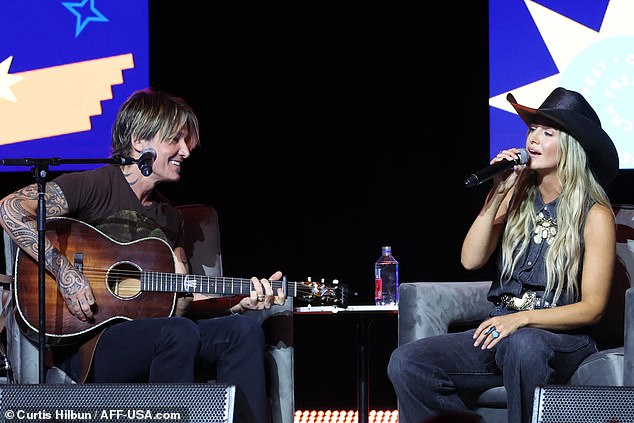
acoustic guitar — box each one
[14,217,347,345]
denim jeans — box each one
[80,315,267,423]
[387,327,597,423]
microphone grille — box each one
[517,148,529,165]
[141,146,157,158]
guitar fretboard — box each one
[140,272,296,296]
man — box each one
[0,88,285,423]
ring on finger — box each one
[485,325,496,335]
[257,294,265,302]
[491,330,500,339]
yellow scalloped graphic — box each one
[0,53,134,145]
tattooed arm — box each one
[0,182,95,321]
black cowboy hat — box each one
[507,87,619,185]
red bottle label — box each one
[375,278,383,299]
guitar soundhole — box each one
[107,261,142,300]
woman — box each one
[388,87,619,423]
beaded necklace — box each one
[533,210,557,244]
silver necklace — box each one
[534,211,557,244]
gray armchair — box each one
[397,204,634,423]
[2,204,294,423]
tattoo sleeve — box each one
[0,182,72,286]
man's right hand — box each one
[58,266,96,321]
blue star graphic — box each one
[62,0,109,37]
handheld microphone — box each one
[136,147,156,177]
[464,148,529,188]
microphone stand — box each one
[0,155,133,383]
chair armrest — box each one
[398,281,493,346]
[624,287,634,385]
[243,299,294,423]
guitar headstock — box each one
[295,277,348,307]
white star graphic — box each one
[0,56,23,103]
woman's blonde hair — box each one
[500,131,612,303]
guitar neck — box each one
[140,272,295,296]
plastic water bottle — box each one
[374,245,398,306]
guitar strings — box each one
[62,265,335,296]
